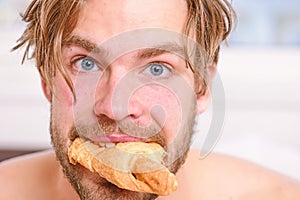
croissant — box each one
[68,137,178,196]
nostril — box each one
[129,113,138,119]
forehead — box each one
[74,0,188,43]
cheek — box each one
[52,73,74,107]
[135,85,183,142]
[51,73,75,129]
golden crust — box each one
[68,138,177,196]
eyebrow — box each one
[64,35,186,61]
[64,35,103,54]
[136,43,186,60]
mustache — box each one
[69,116,166,147]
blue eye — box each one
[75,57,99,72]
[144,63,172,78]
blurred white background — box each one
[0,1,299,180]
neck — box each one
[53,156,80,199]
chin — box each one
[65,163,158,200]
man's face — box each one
[48,0,208,199]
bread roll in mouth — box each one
[68,137,178,196]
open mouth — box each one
[96,142,116,148]
[78,133,146,146]
[68,126,165,150]
[69,134,146,152]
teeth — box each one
[97,142,116,148]
[105,143,116,148]
[98,143,106,148]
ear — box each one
[41,79,52,102]
[196,86,211,114]
[196,63,216,114]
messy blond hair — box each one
[13,0,235,94]
[13,0,83,94]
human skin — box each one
[45,0,210,199]
[1,0,300,200]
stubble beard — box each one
[50,107,196,200]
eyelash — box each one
[70,56,100,72]
[141,62,173,79]
[68,54,174,79]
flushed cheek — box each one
[161,95,183,145]
[52,73,75,107]
[51,73,75,132]
[134,85,182,144]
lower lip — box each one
[86,135,143,143]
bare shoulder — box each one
[173,150,300,199]
[0,150,60,199]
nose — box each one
[94,63,144,122]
